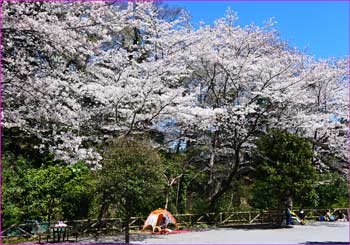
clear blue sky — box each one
[167,1,349,59]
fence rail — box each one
[2,208,348,242]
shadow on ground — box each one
[71,232,159,244]
[304,242,349,244]
[219,223,294,230]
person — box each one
[298,208,306,225]
[290,209,302,225]
[286,207,293,225]
[55,220,67,227]
[286,206,302,225]
[336,210,346,221]
[332,209,346,222]
[159,217,167,229]
[325,209,335,222]
[158,216,172,233]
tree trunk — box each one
[208,132,217,199]
[175,177,182,213]
[207,147,240,211]
[276,199,285,227]
[175,138,182,154]
[312,130,318,165]
[278,194,293,227]
[208,152,215,196]
[47,197,54,224]
[124,213,130,244]
[97,202,108,222]
[165,185,170,210]
[183,185,188,213]
[96,192,110,240]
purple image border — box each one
[0,0,349,245]
[1,0,350,2]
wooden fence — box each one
[2,208,348,242]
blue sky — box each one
[167,1,349,59]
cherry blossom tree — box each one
[289,58,348,173]
[2,2,194,167]
[168,10,348,208]
[3,2,347,183]
[3,2,126,166]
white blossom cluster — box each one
[3,2,348,171]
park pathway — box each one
[134,221,349,244]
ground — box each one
[75,221,349,244]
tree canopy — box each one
[2,2,348,236]
[3,2,347,172]
[251,130,318,211]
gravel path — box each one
[135,222,349,244]
[70,221,349,244]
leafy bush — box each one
[316,172,348,208]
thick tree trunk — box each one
[276,199,285,227]
[278,194,293,227]
[207,147,240,211]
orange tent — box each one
[142,209,178,232]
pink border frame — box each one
[0,1,348,245]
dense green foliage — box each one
[96,138,166,243]
[316,172,348,208]
[97,138,165,218]
[2,130,347,231]
[2,131,96,228]
[24,163,95,222]
[251,130,318,210]
[3,156,95,228]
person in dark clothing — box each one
[334,209,347,221]
[299,208,306,225]
[159,217,167,229]
[286,207,293,225]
